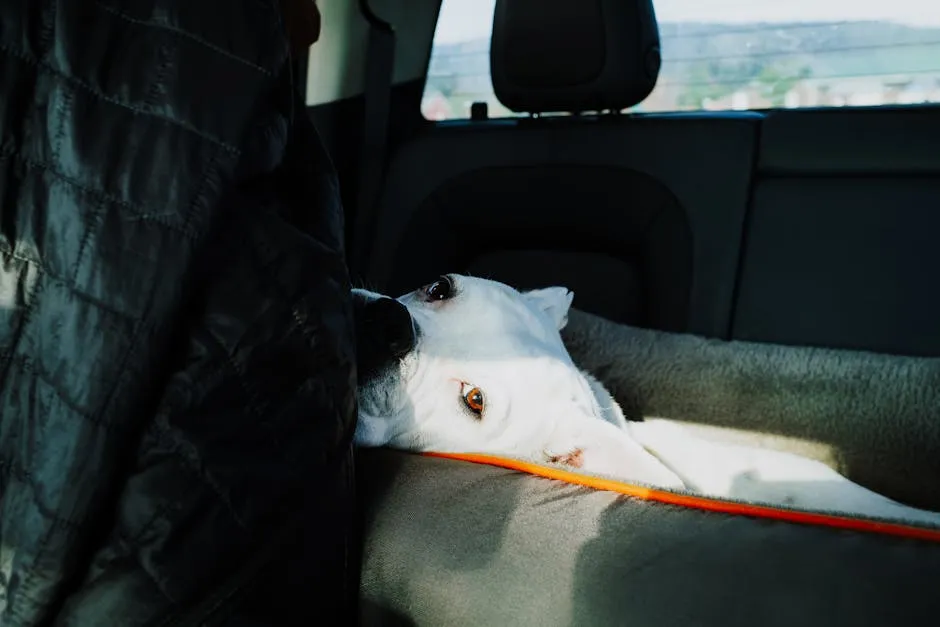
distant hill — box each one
[426,20,940,114]
[429,20,940,96]
[658,21,940,82]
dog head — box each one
[352,274,683,486]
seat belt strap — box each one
[351,3,395,282]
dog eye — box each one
[460,383,485,418]
[424,275,455,301]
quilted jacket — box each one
[0,1,357,625]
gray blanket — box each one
[561,308,940,510]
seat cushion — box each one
[358,449,940,627]
[379,161,693,331]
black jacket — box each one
[0,1,357,625]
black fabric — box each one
[490,0,661,113]
[733,108,940,356]
[365,116,759,336]
[383,163,692,331]
[0,1,356,625]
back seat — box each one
[362,0,940,356]
[732,107,940,356]
[363,0,758,338]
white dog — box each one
[352,274,940,526]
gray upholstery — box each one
[364,0,735,335]
[562,308,940,510]
[382,161,691,330]
[368,104,940,355]
[490,0,661,113]
[468,250,645,324]
[367,116,759,335]
[358,450,940,627]
[759,107,940,174]
[734,108,940,356]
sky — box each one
[433,0,940,43]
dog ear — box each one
[524,286,574,330]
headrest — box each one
[490,0,661,114]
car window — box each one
[423,0,940,119]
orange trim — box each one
[424,451,940,543]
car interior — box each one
[299,0,940,624]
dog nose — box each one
[357,296,416,360]
[368,297,416,358]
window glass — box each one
[423,0,940,119]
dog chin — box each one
[355,361,414,447]
[358,378,406,419]
[354,410,394,447]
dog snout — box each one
[353,293,417,382]
[367,297,417,358]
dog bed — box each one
[561,308,940,512]
[358,309,940,626]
